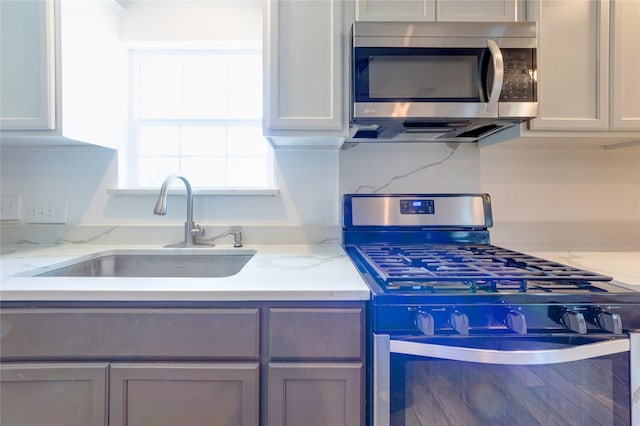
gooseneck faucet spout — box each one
[153,175,205,246]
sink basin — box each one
[21,249,256,278]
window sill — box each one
[107,188,280,196]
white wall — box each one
[339,141,640,249]
[0,145,337,226]
[339,142,481,194]
[119,0,263,42]
[1,141,638,248]
[479,144,640,248]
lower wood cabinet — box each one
[0,303,365,426]
[0,362,260,426]
[110,363,259,426]
[268,363,363,426]
[266,307,365,426]
[0,363,108,426]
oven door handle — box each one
[389,337,630,365]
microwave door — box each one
[354,48,487,102]
[353,47,505,120]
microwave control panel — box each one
[499,49,536,102]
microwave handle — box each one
[486,39,504,113]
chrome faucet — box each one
[153,175,207,247]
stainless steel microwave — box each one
[350,21,538,142]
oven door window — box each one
[353,48,489,102]
[384,336,631,426]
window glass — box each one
[130,50,273,189]
[181,126,226,156]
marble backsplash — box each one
[1,141,639,249]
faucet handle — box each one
[191,224,205,237]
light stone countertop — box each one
[1,243,638,302]
[0,244,371,301]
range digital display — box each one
[400,199,435,214]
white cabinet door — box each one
[0,0,56,130]
[528,0,610,131]
[1,0,127,148]
[264,0,345,134]
[355,0,519,22]
[437,0,518,21]
[611,0,640,130]
[356,0,436,21]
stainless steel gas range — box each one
[342,193,639,426]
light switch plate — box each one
[26,200,68,224]
[0,196,21,220]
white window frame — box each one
[126,48,274,190]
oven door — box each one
[373,333,639,426]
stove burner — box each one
[343,194,640,338]
[357,244,612,293]
[384,278,610,294]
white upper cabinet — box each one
[0,0,56,131]
[610,0,640,130]
[356,0,522,22]
[356,0,436,20]
[0,0,128,149]
[528,0,640,134]
[528,0,609,131]
[263,0,349,147]
[437,0,519,21]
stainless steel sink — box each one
[21,249,256,278]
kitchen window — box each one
[128,49,273,189]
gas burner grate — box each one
[384,279,611,294]
[356,244,611,284]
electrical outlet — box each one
[0,196,21,220]
[26,200,68,224]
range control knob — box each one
[505,310,527,335]
[415,311,435,336]
[594,311,623,334]
[561,310,587,334]
[449,311,469,335]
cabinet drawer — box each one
[0,308,259,359]
[267,308,363,360]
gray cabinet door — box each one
[268,363,363,426]
[110,363,259,426]
[0,363,108,426]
